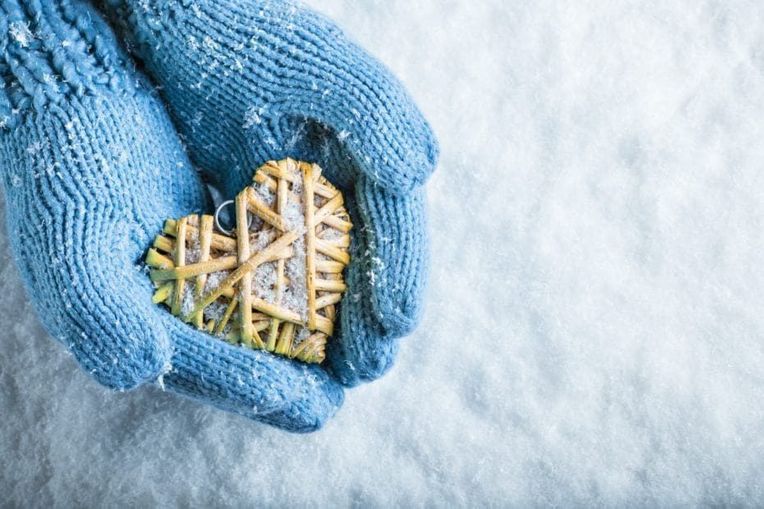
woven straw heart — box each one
[146,159,352,363]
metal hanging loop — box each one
[214,199,252,236]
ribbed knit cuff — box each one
[1,0,139,130]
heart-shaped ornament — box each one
[146,159,352,363]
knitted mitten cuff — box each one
[0,1,206,389]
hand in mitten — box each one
[0,0,436,432]
[0,0,343,432]
[97,0,438,385]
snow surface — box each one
[2,0,764,505]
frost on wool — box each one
[243,106,263,129]
[9,22,34,48]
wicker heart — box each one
[146,159,352,363]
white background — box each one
[2,0,763,505]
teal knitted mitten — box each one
[0,0,437,431]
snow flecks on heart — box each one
[204,271,233,331]
[204,299,229,324]
[320,227,344,241]
[180,281,197,318]
[251,181,274,206]
[179,268,232,329]
[283,233,308,320]
[293,327,311,347]
[204,271,230,296]
[251,229,278,304]
[246,169,309,320]
[184,241,201,264]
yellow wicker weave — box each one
[146,159,352,363]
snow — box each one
[279,177,309,320]
[203,298,229,324]
[248,175,309,319]
[2,0,764,505]
[242,106,263,129]
[8,22,33,48]
[179,281,197,317]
